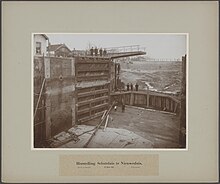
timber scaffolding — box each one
[74,48,146,124]
[110,90,180,114]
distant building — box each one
[33,34,49,56]
[69,49,87,57]
[47,44,71,57]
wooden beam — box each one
[78,111,105,123]
[77,103,108,115]
[77,68,109,72]
[103,115,109,132]
[78,96,109,106]
[78,88,108,98]
[77,76,108,82]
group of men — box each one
[90,47,107,56]
[126,83,139,91]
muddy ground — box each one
[85,106,181,148]
[119,59,182,94]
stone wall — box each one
[34,56,76,145]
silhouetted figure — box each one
[135,83,139,91]
[103,49,107,56]
[130,83,133,91]
[117,64,120,74]
[126,83,130,91]
[90,47,94,56]
[94,47,98,56]
[122,104,125,112]
[99,48,103,56]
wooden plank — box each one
[77,76,108,82]
[77,108,90,115]
[90,103,109,111]
[34,78,46,118]
[78,89,108,98]
[101,110,107,120]
[76,61,110,64]
[78,111,105,123]
[77,103,108,115]
[77,74,108,78]
[103,115,109,132]
[78,96,109,106]
[77,68,109,72]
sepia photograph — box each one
[33,33,187,149]
[2,1,218,182]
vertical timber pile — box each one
[110,91,180,113]
[75,56,113,124]
[179,54,186,147]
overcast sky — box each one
[46,33,187,59]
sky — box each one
[46,33,187,60]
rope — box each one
[34,78,46,118]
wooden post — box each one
[44,57,51,140]
[165,98,169,110]
[146,86,150,107]
[71,58,76,126]
[89,102,92,116]
[179,54,187,147]
[71,94,76,126]
[174,102,178,113]
[171,100,174,112]
[103,115,109,132]
[45,94,51,140]
[159,96,162,109]
[130,92,134,105]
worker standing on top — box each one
[126,83,130,91]
[130,83,133,91]
[135,83,139,91]
[122,103,125,112]
[94,47,98,56]
[90,47,94,56]
[117,64,120,74]
[99,48,103,56]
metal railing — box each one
[105,45,146,54]
[71,45,146,57]
[145,58,182,62]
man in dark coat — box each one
[90,47,94,56]
[118,64,120,74]
[94,47,98,56]
[130,83,133,91]
[126,83,130,91]
[99,48,103,56]
[135,83,139,91]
